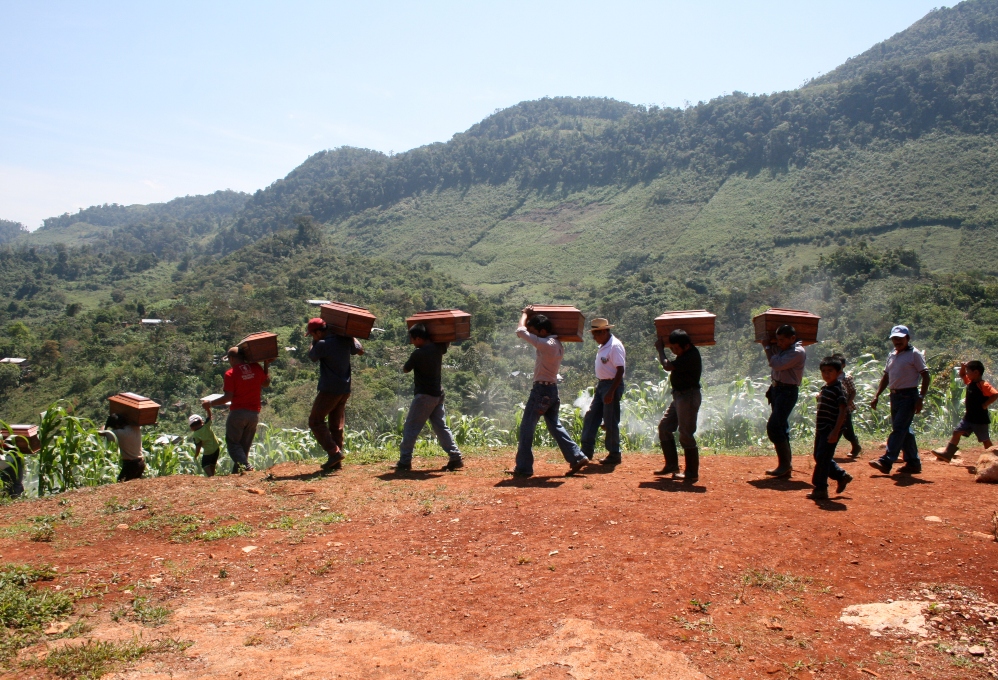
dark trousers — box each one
[767,385,800,444]
[880,389,921,467]
[309,391,349,455]
[659,387,702,475]
[118,458,146,482]
[201,451,219,477]
[842,412,859,446]
[812,430,847,491]
[0,451,25,497]
[516,383,585,475]
[225,409,259,470]
[580,380,623,458]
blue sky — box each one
[2,0,943,228]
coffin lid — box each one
[753,307,821,320]
[655,309,716,321]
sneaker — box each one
[600,456,622,466]
[393,462,412,472]
[504,469,532,478]
[676,472,699,485]
[806,488,829,501]
[835,473,853,494]
[321,453,344,472]
[868,459,891,474]
[445,458,464,471]
[568,457,589,475]
[896,464,922,475]
[656,465,681,475]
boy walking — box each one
[869,325,930,475]
[510,311,589,478]
[655,330,702,483]
[189,412,222,477]
[808,356,852,501]
[100,413,146,482]
[763,325,807,478]
[934,360,997,461]
[306,317,363,472]
[832,353,863,457]
[580,318,625,466]
[395,323,463,472]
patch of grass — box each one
[29,524,55,542]
[102,497,129,514]
[689,598,711,614]
[130,512,204,543]
[268,516,296,530]
[517,556,532,565]
[40,637,190,679]
[244,634,264,646]
[198,522,253,542]
[126,597,171,627]
[0,581,73,629]
[741,568,813,593]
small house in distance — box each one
[0,358,28,369]
[307,299,331,306]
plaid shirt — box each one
[841,373,857,412]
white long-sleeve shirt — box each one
[516,326,563,383]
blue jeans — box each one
[225,409,258,470]
[581,380,623,458]
[516,383,585,474]
[767,385,800,444]
[880,389,920,467]
[399,394,461,465]
[812,429,847,490]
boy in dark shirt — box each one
[934,360,997,461]
[807,356,852,501]
[395,323,463,472]
[305,318,363,472]
[832,353,863,457]
[655,329,703,484]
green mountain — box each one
[7,0,998,428]
[0,220,27,245]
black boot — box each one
[658,436,680,475]
[682,447,699,484]
[765,440,793,477]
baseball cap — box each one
[188,414,204,425]
[889,324,911,339]
[307,318,327,333]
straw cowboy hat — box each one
[590,318,615,331]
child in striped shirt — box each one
[833,353,863,457]
[808,356,852,501]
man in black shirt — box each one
[395,323,463,472]
[307,317,363,472]
[655,329,703,484]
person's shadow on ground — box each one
[637,479,707,494]
[376,470,445,481]
[494,475,565,488]
[746,478,812,491]
[265,469,327,482]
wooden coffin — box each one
[109,392,161,425]
[319,302,376,339]
[238,332,279,362]
[753,308,821,346]
[525,305,585,342]
[2,424,40,454]
[406,309,471,344]
[654,310,716,346]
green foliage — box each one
[38,637,189,679]
[197,522,252,542]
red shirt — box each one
[224,363,267,412]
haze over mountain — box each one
[4,1,998,427]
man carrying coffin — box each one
[580,318,626,466]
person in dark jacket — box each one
[395,323,463,472]
[656,329,703,484]
[305,317,363,472]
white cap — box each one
[188,414,204,425]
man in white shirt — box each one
[869,325,930,474]
[581,318,626,466]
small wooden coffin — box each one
[654,310,716,346]
[753,308,821,346]
[525,305,585,342]
[238,332,279,362]
[406,309,471,344]
[2,424,40,454]
[320,302,376,339]
[109,392,161,426]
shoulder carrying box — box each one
[406,310,471,344]
[319,302,376,339]
[238,332,279,363]
[654,310,716,346]
[752,308,821,346]
[526,305,585,342]
[2,424,40,454]
[109,392,161,426]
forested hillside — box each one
[6,0,998,430]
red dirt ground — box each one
[2,446,998,679]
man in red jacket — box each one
[203,347,271,473]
